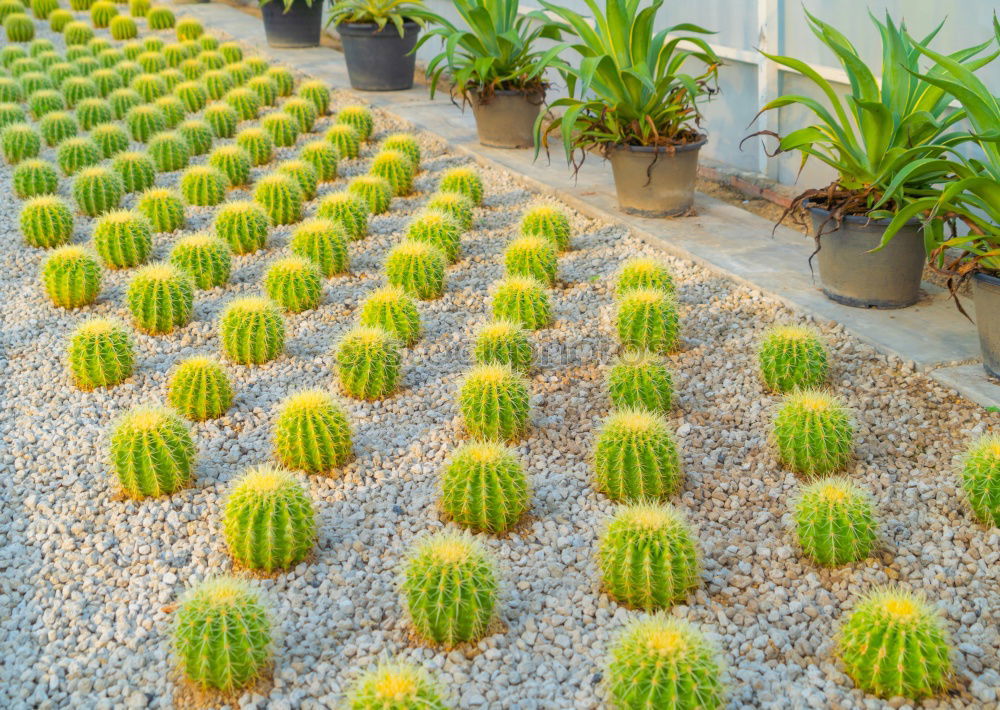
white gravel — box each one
[1,13,999,710]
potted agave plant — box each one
[415,0,567,149]
[260,0,324,48]
[748,12,996,309]
[535,0,719,217]
[328,0,434,91]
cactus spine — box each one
[109,87,141,119]
[265,66,293,96]
[491,276,550,330]
[758,325,829,393]
[177,119,213,156]
[90,122,129,159]
[283,96,318,133]
[615,257,673,296]
[277,158,318,201]
[67,317,134,389]
[219,297,285,365]
[125,103,166,142]
[616,288,680,354]
[246,75,277,106]
[109,406,195,498]
[608,351,673,414]
[458,364,530,442]
[169,233,231,289]
[290,218,349,277]
[794,477,877,566]
[594,409,682,502]
[274,390,353,475]
[316,192,368,240]
[20,195,73,248]
[407,211,461,264]
[168,356,233,421]
[253,172,303,225]
[358,286,421,347]
[298,79,329,115]
[92,209,152,269]
[335,326,402,400]
[772,390,853,476]
[381,133,420,169]
[137,187,185,232]
[519,204,571,251]
[179,165,228,206]
[438,167,483,206]
[204,101,238,138]
[39,111,78,146]
[42,245,102,308]
[224,86,260,121]
[441,441,529,533]
[346,662,447,710]
[2,122,41,163]
[384,241,446,300]
[214,201,269,255]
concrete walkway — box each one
[179,2,1000,408]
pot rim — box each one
[470,87,545,98]
[336,19,420,33]
[802,199,921,228]
[610,135,707,154]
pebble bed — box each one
[1,14,999,710]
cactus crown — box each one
[347,662,446,710]
[616,257,673,295]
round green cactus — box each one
[110,406,195,497]
[0,77,21,103]
[224,85,260,121]
[276,158,318,200]
[198,34,220,51]
[225,61,251,86]
[177,118,212,156]
[75,96,112,130]
[384,240,445,300]
[173,577,272,692]
[504,235,556,286]
[214,201,269,255]
[197,50,224,71]
[472,320,532,374]
[90,122,129,159]
[381,133,420,169]
[4,12,34,42]
[0,102,26,128]
[336,105,373,140]
[370,149,415,196]
[794,477,877,566]
[154,95,185,128]
[88,69,122,98]
[42,245,102,308]
[113,60,141,86]
[92,209,152,269]
[219,40,243,64]
[89,1,117,28]
[261,110,299,148]
[347,175,393,217]
[169,233,231,289]
[407,210,461,264]
[167,356,233,421]
[39,111,79,147]
[179,164,228,207]
[441,441,529,533]
[0,43,25,66]
[202,68,233,99]
[297,79,329,115]
[67,318,134,389]
[128,0,148,17]
[130,72,166,103]
[402,532,497,647]
[236,125,274,166]
[204,100,238,138]
[64,20,94,46]
[57,136,101,176]
[491,276,550,330]
[219,296,285,365]
[109,14,136,40]
[607,616,726,710]
[137,187,185,232]
[346,662,447,710]
[426,191,473,232]
[20,195,73,248]
[608,351,673,414]
[148,130,190,172]
[264,256,323,313]
[145,5,174,30]
[282,96,317,133]
[616,288,680,354]
[959,434,1000,526]
[126,262,195,335]
[163,42,189,68]
[838,588,951,699]
[48,8,71,30]
[458,364,530,441]
[772,390,853,476]
[96,49,124,70]
[31,0,57,20]
[335,325,401,400]
[438,166,483,206]
[358,286,420,347]
[316,191,368,240]
[203,145,248,189]
[66,0,94,12]
[111,151,155,193]
[265,65,293,96]
[615,256,673,296]
[172,79,206,113]
[108,87,142,119]
[599,502,700,610]
[175,16,203,41]
[28,88,65,119]
[325,122,359,159]
[758,325,829,394]
[519,203,570,251]
[298,139,338,183]
[273,389,353,475]
[125,103,166,142]
[594,409,682,502]
[290,218,349,277]
[13,60,45,81]
[13,158,58,198]
[2,122,40,163]
[253,172,303,225]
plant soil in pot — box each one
[607,137,706,217]
[972,272,1000,378]
[469,88,544,149]
[261,0,324,48]
[806,202,925,309]
[338,21,420,91]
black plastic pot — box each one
[338,21,419,91]
[973,272,1000,379]
[806,202,925,309]
[261,0,324,49]
[606,137,707,217]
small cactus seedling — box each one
[316,192,368,240]
[346,662,447,710]
[127,263,195,335]
[13,158,58,198]
[616,288,680,354]
[2,122,41,163]
[214,201,269,255]
[219,297,285,365]
[615,257,673,296]
[277,158,318,201]
[173,79,207,113]
[491,276,551,330]
[177,119,213,156]
[264,256,323,313]
[148,130,190,172]
[112,151,155,193]
[125,103,166,142]
[130,72,167,103]
[265,66,293,96]
[336,105,373,140]
[109,15,136,40]
[109,406,195,498]
[261,110,299,148]
[607,617,726,710]
[370,149,415,196]
[358,286,421,347]
[325,122,360,159]
[758,325,830,394]
[56,136,101,176]
[599,503,700,610]
[959,434,1000,526]
[298,79,329,115]
[283,96,318,133]
[441,441,529,533]
[335,326,401,400]
[247,74,278,106]
[347,175,392,215]
[274,389,353,474]
[173,577,272,692]
[458,364,530,442]
[136,187,185,232]
[5,13,35,42]
[146,6,175,30]
[169,233,231,289]
[290,218,349,277]
[235,125,274,166]
[167,356,233,420]
[426,191,473,232]
[472,320,532,374]
[67,317,133,389]
[175,16,204,41]
[299,139,338,182]
[504,235,557,286]
[381,133,420,169]
[208,144,252,187]
[224,85,261,121]
[109,87,142,119]
[223,466,316,572]
[608,351,673,414]
[407,211,461,264]
[438,167,483,206]
[204,100,238,138]
[594,409,682,502]
[39,111,79,146]
[20,195,73,248]
[384,241,446,300]
[254,172,303,225]
[42,245,102,308]
[179,165,228,206]
[772,390,853,476]
[402,532,498,646]
[89,122,129,159]
[794,477,877,566]
[837,588,952,699]
[92,209,153,269]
